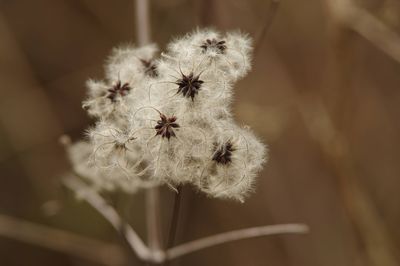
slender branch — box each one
[135,0,151,46]
[63,175,308,263]
[254,0,281,54]
[164,187,182,266]
[0,214,126,266]
[62,175,154,262]
[165,223,309,260]
[145,186,164,254]
[351,8,400,63]
[166,186,182,248]
[328,0,400,63]
[322,3,400,263]
[200,0,214,26]
[134,0,164,260]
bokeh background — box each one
[1,0,400,265]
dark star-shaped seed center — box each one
[155,113,180,140]
[107,81,131,102]
[140,59,158,77]
[201,39,227,54]
[176,72,204,101]
[212,142,235,165]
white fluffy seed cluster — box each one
[67,29,267,202]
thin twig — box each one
[163,187,182,266]
[135,0,151,46]
[166,186,182,249]
[322,2,400,265]
[135,0,164,260]
[328,0,400,63]
[63,175,308,263]
[0,214,126,265]
[62,175,155,262]
[145,186,164,256]
[254,0,281,55]
[165,223,309,260]
[296,93,399,266]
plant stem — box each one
[164,187,182,266]
[0,214,127,266]
[63,175,308,264]
[62,176,152,261]
[327,0,400,63]
[135,0,151,46]
[165,223,309,260]
[145,186,163,254]
[134,0,164,260]
[254,0,281,54]
[166,186,182,249]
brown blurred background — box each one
[1,0,400,265]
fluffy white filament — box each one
[67,29,267,201]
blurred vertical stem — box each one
[135,0,164,256]
[321,1,398,265]
[254,0,281,55]
[167,186,182,249]
[145,187,163,253]
[135,0,151,45]
[200,0,215,26]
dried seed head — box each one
[212,141,234,165]
[107,81,131,102]
[69,30,266,201]
[155,113,180,140]
[140,59,158,77]
[176,72,204,101]
[201,39,227,54]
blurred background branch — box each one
[327,0,400,63]
[0,214,127,265]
